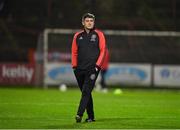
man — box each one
[71,13,106,123]
[99,48,109,93]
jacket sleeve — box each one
[96,30,106,68]
[71,33,78,68]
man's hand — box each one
[95,67,98,72]
[95,65,101,72]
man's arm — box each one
[71,33,78,69]
[95,30,106,69]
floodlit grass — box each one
[0,87,180,129]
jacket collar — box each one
[83,27,95,34]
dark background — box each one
[0,0,180,63]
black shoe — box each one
[75,115,82,123]
[85,118,95,122]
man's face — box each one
[82,17,95,30]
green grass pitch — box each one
[0,87,180,129]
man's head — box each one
[82,13,95,30]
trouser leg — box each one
[86,94,94,119]
[100,70,107,89]
[77,69,99,117]
[74,69,84,91]
[77,82,94,117]
[74,69,94,118]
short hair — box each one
[82,13,95,21]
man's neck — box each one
[84,27,95,34]
[84,28,90,34]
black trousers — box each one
[74,68,99,119]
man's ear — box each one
[82,21,84,26]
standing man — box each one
[99,48,110,93]
[71,13,106,123]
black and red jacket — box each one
[71,28,106,70]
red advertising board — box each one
[0,64,35,85]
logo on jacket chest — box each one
[79,36,83,40]
[90,34,97,42]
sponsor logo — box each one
[90,34,96,42]
[90,73,96,80]
[160,69,170,78]
[160,68,180,79]
[106,67,147,81]
[2,65,34,82]
[48,65,72,80]
[79,36,83,40]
